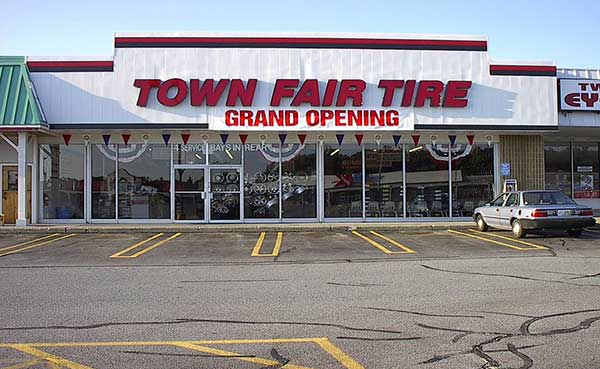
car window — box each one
[504,193,519,206]
[490,193,507,206]
[522,191,576,205]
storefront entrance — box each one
[1,165,31,224]
[173,166,242,222]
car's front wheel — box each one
[567,229,583,237]
[476,215,488,231]
[512,219,526,238]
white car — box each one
[473,190,595,238]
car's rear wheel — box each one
[512,219,526,238]
[476,215,488,231]
[567,229,583,237]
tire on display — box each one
[476,215,489,232]
[567,229,583,237]
[511,219,526,238]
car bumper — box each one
[520,217,596,230]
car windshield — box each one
[522,191,575,205]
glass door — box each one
[174,167,206,222]
[209,168,241,222]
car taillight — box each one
[531,210,548,218]
[580,209,593,216]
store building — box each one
[0,32,563,225]
[545,69,600,213]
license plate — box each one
[557,210,572,216]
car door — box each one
[498,193,519,229]
[483,193,508,227]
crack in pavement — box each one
[327,282,385,287]
[507,343,534,369]
[180,279,289,283]
[419,308,600,368]
[336,336,422,341]
[421,264,600,287]
[0,317,404,335]
[570,271,600,280]
[359,306,485,319]
[260,348,289,369]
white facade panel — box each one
[27,33,557,131]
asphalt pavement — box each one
[1,226,600,368]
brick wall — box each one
[499,135,545,190]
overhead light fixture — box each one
[409,146,423,153]
[225,149,234,160]
[195,153,203,160]
[329,148,341,156]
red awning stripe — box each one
[490,64,556,76]
[27,61,114,72]
[114,37,487,51]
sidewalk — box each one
[0,221,475,234]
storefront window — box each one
[573,143,599,208]
[364,144,403,217]
[281,144,317,218]
[209,143,242,165]
[406,144,449,217]
[174,144,205,165]
[40,144,84,220]
[544,143,572,197]
[91,145,116,219]
[451,144,494,217]
[324,144,363,218]
[244,144,280,219]
[118,144,170,219]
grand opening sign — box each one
[134,78,472,130]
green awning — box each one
[0,56,47,127]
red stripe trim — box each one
[490,65,556,73]
[27,61,113,68]
[115,36,487,48]
[27,61,114,72]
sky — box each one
[1,0,598,69]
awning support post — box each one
[16,131,28,226]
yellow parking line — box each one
[109,233,164,258]
[110,233,181,258]
[315,337,366,369]
[0,234,62,253]
[0,359,42,369]
[0,234,76,257]
[1,338,364,369]
[251,232,283,257]
[369,231,416,253]
[9,345,92,369]
[447,229,545,251]
[468,229,547,250]
[174,342,315,369]
[352,230,414,254]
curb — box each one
[0,222,475,234]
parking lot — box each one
[1,225,600,267]
[2,225,600,369]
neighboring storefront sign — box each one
[560,79,600,111]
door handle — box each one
[200,192,205,200]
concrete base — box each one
[0,221,475,234]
